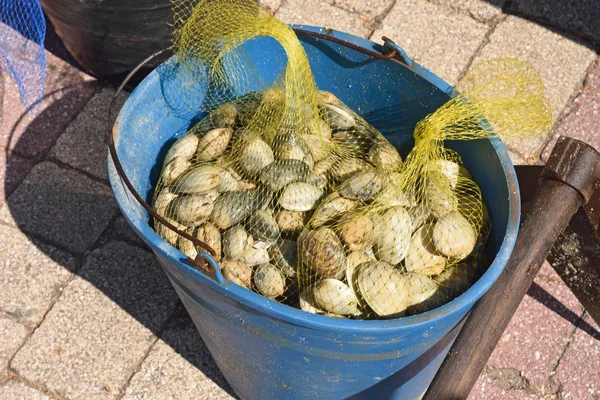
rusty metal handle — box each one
[424,136,600,399]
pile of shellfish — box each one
[153,88,486,320]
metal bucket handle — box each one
[106,30,411,278]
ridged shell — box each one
[259,160,310,191]
[339,212,376,252]
[237,137,274,176]
[163,133,199,166]
[313,279,360,316]
[222,224,254,260]
[309,192,357,228]
[222,260,252,289]
[176,165,222,195]
[161,157,191,185]
[339,169,383,201]
[325,103,355,130]
[299,287,325,314]
[367,141,403,171]
[196,128,232,162]
[210,190,256,229]
[268,239,297,278]
[279,182,323,212]
[299,227,346,279]
[247,210,280,243]
[171,194,214,228]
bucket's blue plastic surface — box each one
[109,26,520,400]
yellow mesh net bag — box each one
[152,0,552,319]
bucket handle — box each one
[106,30,412,281]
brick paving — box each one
[1,1,599,399]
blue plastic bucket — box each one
[108,26,520,400]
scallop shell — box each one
[222,224,254,260]
[405,224,446,276]
[356,261,410,318]
[279,182,323,212]
[171,194,214,228]
[253,263,285,299]
[432,211,476,259]
[313,279,360,316]
[222,260,252,289]
[339,169,383,201]
[299,227,346,279]
[373,206,413,265]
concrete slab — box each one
[0,162,118,254]
[0,380,52,400]
[371,0,490,85]
[0,152,34,207]
[275,0,372,38]
[10,242,179,400]
[584,58,600,93]
[327,0,395,19]
[0,225,77,327]
[123,307,234,400]
[0,318,29,384]
[554,312,600,399]
[471,16,597,163]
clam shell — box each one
[222,224,254,260]
[408,205,432,231]
[153,189,177,216]
[339,212,376,252]
[275,210,306,233]
[279,182,323,212]
[196,222,222,261]
[332,130,365,156]
[300,134,329,162]
[425,172,458,218]
[272,133,314,168]
[375,172,414,208]
[155,218,186,247]
[217,168,240,192]
[339,169,383,201]
[312,153,340,176]
[171,194,214,228]
[406,273,439,307]
[238,247,270,267]
[318,90,341,105]
[432,211,476,259]
[176,165,222,195]
[368,142,403,171]
[309,192,357,228]
[313,279,360,316]
[331,157,371,182]
[432,160,472,189]
[356,261,410,318]
[237,137,274,176]
[177,230,198,259]
[405,224,446,276]
[304,173,328,191]
[259,160,310,191]
[325,103,355,130]
[253,263,285,299]
[434,263,474,299]
[161,157,191,185]
[345,251,376,298]
[247,210,280,243]
[268,239,297,278]
[373,206,413,265]
[210,190,256,229]
[202,103,238,130]
[163,133,199,166]
[299,227,346,279]
[222,260,252,289]
[299,287,325,314]
[306,119,332,141]
[196,128,233,162]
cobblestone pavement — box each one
[1,0,599,398]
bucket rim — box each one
[109,24,521,333]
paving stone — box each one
[0,152,35,207]
[0,225,77,327]
[541,93,600,162]
[326,0,395,19]
[258,0,281,14]
[469,369,539,399]
[275,0,371,38]
[106,214,149,249]
[584,58,600,93]
[554,311,600,399]
[486,272,584,391]
[372,0,489,85]
[123,307,234,400]
[0,38,96,159]
[0,380,52,400]
[428,0,506,22]
[10,242,179,400]
[0,318,29,383]
[471,16,597,163]
[511,0,600,44]
[79,87,129,122]
[0,162,119,254]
